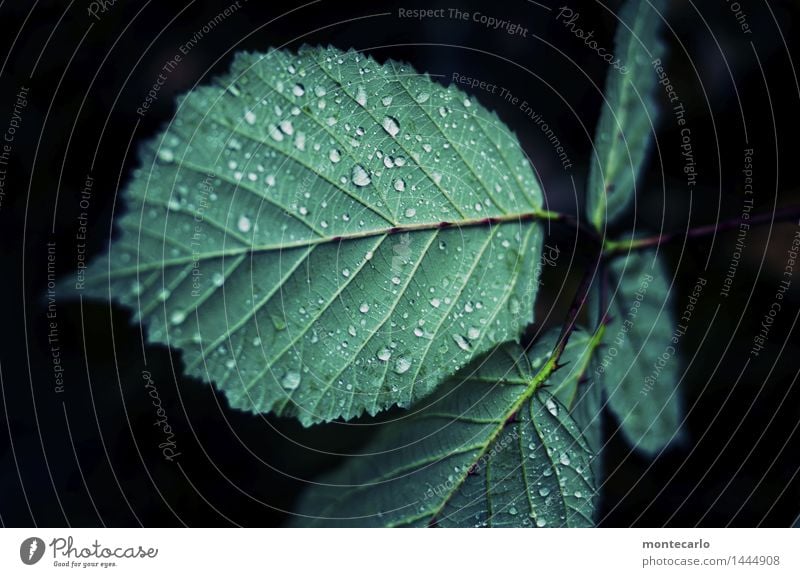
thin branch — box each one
[540,209,605,247]
[603,205,800,257]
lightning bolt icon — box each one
[28,539,38,561]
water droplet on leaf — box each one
[355,85,367,106]
[382,116,400,137]
[157,149,175,163]
[351,164,371,187]
[237,215,252,233]
[281,371,301,391]
[394,356,412,374]
[452,333,471,352]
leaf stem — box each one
[602,205,800,257]
[527,264,600,392]
[537,209,605,246]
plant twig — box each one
[535,249,604,383]
[603,205,800,257]
[539,209,605,247]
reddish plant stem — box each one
[603,205,800,257]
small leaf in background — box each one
[293,332,597,527]
[586,0,666,230]
[596,250,683,454]
[79,46,546,425]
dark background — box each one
[1,0,799,527]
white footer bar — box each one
[2,528,797,576]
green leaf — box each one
[586,0,666,230]
[293,331,597,527]
[548,322,605,482]
[549,326,599,408]
[80,46,546,425]
[572,358,605,480]
[596,250,682,454]
[545,323,605,504]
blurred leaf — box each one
[586,0,666,229]
[597,250,682,453]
